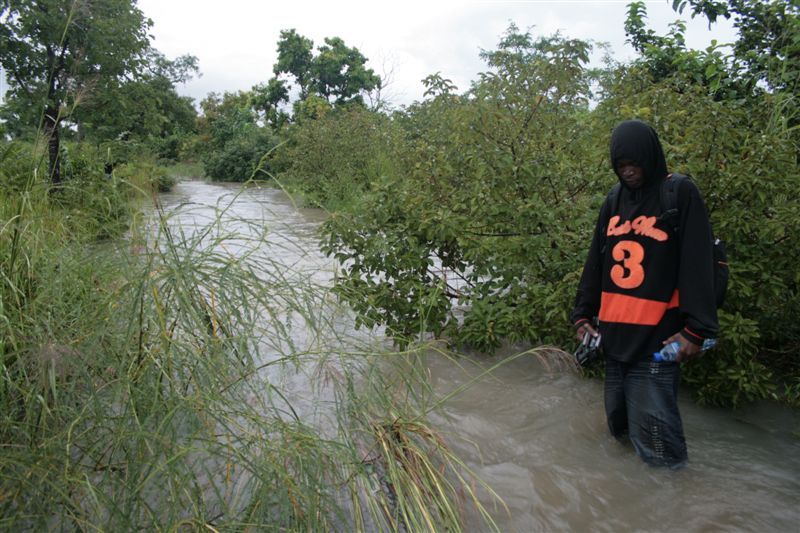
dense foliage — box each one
[74,50,200,161]
[194,29,383,183]
[0,0,151,183]
[273,103,392,206]
[292,5,798,406]
[197,91,278,182]
[321,28,602,352]
[0,1,199,182]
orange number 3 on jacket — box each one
[610,240,645,289]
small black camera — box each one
[574,330,602,367]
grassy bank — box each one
[0,157,502,529]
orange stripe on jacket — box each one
[599,290,680,326]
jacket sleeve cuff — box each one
[573,318,590,330]
[680,327,704,346]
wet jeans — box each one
[604,358,688,468]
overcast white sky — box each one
[137,0,737,108]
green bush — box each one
[0,141,139,240]
[322,29,601,350]
[275,103,393,207]
[113,159,177,193]
[202,125,276,182]
[199,94,279,183]
[0,141,47,193]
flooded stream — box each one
[158,180,800,531]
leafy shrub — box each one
[113,160,176,193]
[202,125,276,182]
[322,28,602,350]
[275,103,392,206]
[199,94,279,183]
[0,141,47,193]
[55,144,132,239]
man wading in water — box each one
[570,120,718,468]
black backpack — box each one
[602,173,729,308]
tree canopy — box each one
[73,49,199,159]
[271,28,381,108]
[0,0,151,182]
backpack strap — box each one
[659,172,690,234]
[660,172,728,308]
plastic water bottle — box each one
[653,338,717,361]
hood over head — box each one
[609,120,668,188]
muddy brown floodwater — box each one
[158,180,800,532]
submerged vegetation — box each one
[1,0,799,528]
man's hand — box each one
[662,332,702,362]
[576,322,599,343]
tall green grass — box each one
[0,153,506,530]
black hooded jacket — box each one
[571,120,719,362]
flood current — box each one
[157,180,800,532]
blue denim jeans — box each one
[604,357,688,468]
